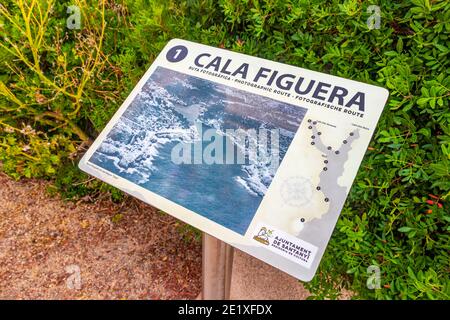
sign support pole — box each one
[200,233,234,300]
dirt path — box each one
[0,174,201,299]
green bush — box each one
[0,0,448,299]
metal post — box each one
[200,233,234,300]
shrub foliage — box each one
[0,0,449,299]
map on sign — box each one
[79,39,389,281]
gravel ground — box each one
[0,173,201,299]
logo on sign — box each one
[253,227,273,246]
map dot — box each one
[343,140,347,144]
[318,132,322,135]
[324,198,329,202]
[350,132,354,136]
[311,142,315,145]
[335,150,340,154]
[316,186,321,190]
[308,126,312,129]
[323,167,328,171]
[327,146,332,150]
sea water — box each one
[89,67,305,235]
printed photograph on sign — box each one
[89,66,306,234]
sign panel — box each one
[79,39,389,281]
